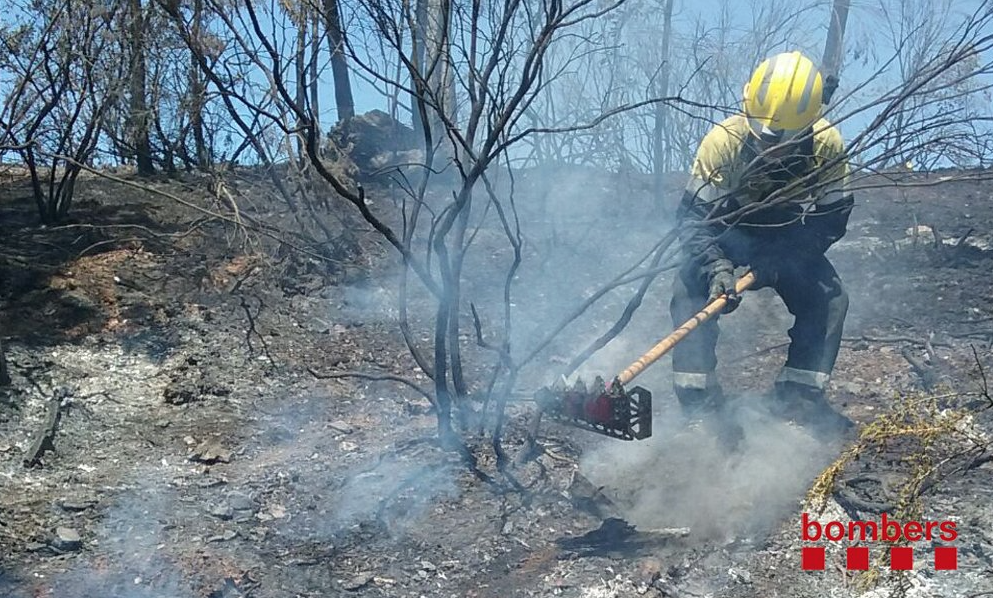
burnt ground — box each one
[0,165,991,598]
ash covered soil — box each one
[1,167,992,598]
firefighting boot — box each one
[675,385,744,451]
[675,385,725,421]
[774,380,855,439]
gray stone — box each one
[342,572,373,591]
[227,491,254,511]
[210,503,234,520]
[207,530,239,543]
[52,527,82,551]
[328,420,354,435]
[190,440,232,464]
[729,567,752,584]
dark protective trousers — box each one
[669,251,849,395]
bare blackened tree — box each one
[860,0,993,169]
[1,0,126,222]
[128,0,156,175]
[189,0,211,167]
[161,0,704,455]
[339,0,717,457]
[651,0,675,191]
[160,0,310,215]
[323,0,355,122]
[516,0,824,174]
[92,0,216,173]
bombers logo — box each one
[800,513,958,571]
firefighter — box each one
[670,51,854,437]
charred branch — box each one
[23,389,71,468]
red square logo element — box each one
[935,546,957,570]
[847,546,869,570]
[890,547,913,570]
[802,547,825,571]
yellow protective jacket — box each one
[678,114,854,274]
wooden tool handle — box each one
[615,271,757,386]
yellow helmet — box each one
[743,51,823,139]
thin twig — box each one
[306,367,435,405]
[971,344,992,407]
[843,334,952,348]
[727,341,790,364]
[238,295,276,368]
[954,227,974,248]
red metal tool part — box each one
[538,271,757,440]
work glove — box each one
[707,260,740,314]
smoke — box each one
[0,569,19,598]
[45,471,197,598]
[334,283,399,324]
[580,397,837,543]
[235,395,461,548]
[322,158,836,549]
[322,456,459,536]
[25,394,459,598]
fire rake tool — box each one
[536,271,757,440]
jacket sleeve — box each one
[803,129,853,253]
[677,177,734,277]
[803,193,854,253]
[677,124,738,277]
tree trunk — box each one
[190,0,209,168]
[652,0,675,202]
[309,12,321,131]
[129,0,154,176]
[324,0,355,122]
[424,0,454,142]
[389,26,404,123]
[821,0,850,80]
[411,0,428,141]
[295,12,307,161]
